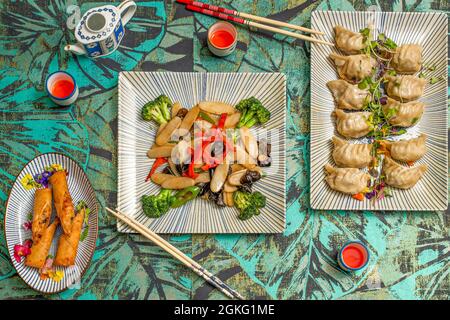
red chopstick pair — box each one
[176,0,332,45]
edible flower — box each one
[13,240,32,263]
[20,174,40,190]
[39,256,63,282]
[352,193,364,201]
[22,221,32,231]
[44,163,64,173]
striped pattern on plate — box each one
[4,153,98,293]
[310,11,448,211]
[118,72,286,233]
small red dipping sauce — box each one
[51,80,75,99]
[210,29,235,48]
[338,241,369,271]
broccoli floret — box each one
[141,189,174,218]
[233,190,267,220]
[141,95,172,124]
[155,95,172,121]
[251,191,266,209]
[235,97,270,128]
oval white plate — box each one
[4,153,98,293]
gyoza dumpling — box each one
[332,136,372,168]
[391,44,423,74]
[382,97,425,127]
[335,109,372,138]
[334,25,365,54]
[325,164,370,194]
[329,53,376,83]
[385,75,426,101]
[382,156,427,189]
[327,80,370,110]
[384,134,427,162]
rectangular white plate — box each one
[310,11,448,211]
[118,72,286,233]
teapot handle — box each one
[118,0,137,26]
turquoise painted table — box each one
[0,0,448,300]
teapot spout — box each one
[65,44,86,55]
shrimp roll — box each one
[49,171,74,234]
[31,188,52,243]
[25,219,59,269]
[54,208,85,266]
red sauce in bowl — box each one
[210,29,235,48]
[51,80,75,98]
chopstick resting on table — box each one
[106,207,245,300]
[177,0,324,35]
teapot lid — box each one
[75,5,120,44]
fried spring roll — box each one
[25,219,59,269]
[31,188,52,243]
[49,171,74,234]
[54,208,85,267]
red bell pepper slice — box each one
[145,157,168,182]
[217,113,227,130]
[187,162,199,179]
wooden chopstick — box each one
[184,4,333,46]
[177,0,324,35]
[106,207,245,300]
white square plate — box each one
[118,72,286,233]
[310,11,448,210]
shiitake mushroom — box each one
[240,170,261,184]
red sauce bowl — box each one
[207,21,237,57]
[338,241,369,272]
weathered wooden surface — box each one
[0,0,448,299]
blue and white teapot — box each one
[65,0,136,58]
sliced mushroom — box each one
[167,158,180,176]
[210,163,229,193]
[240,127,258,159]
[156,116,182,146]
[176,108,189,119]
[224,182,238,192]
[171,102,182,119]
[151,173,175,185]
[179,105,200,131]
[231,164,245,173]
[171,140,191,164]
[157,123,167,136]
[234,144,257,168]
[195,172,211,184]
[198,101,236,115]
[161,177,195,189]
[147,145,175,158]
[228,169,247,186]
[224,112,241,129]
[223,192,234,207]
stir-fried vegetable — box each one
[233,190,266,220]
[141,189,174,218]
[141,95,172,124]
[235,97,270,128]
[145,157,168,181]
[171,186,201,208]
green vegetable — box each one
[141,189,175,218]
[430,77,442,84]
[198,111,216,124]
[171,186,200,208]
[233,190,267,220]
[141,94,172,124]
[235,97,270,128]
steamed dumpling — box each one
[335,109,372,138]
[391,44,423,74]
[329,53,376,82]
[325,164,370,194]
[382,97,425,127]
[334,25,365,54]
[382,156,427,189]
[327,80,370,110]
[332,136,372,168]
[384,134,427,162]
[385,75,426,101]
